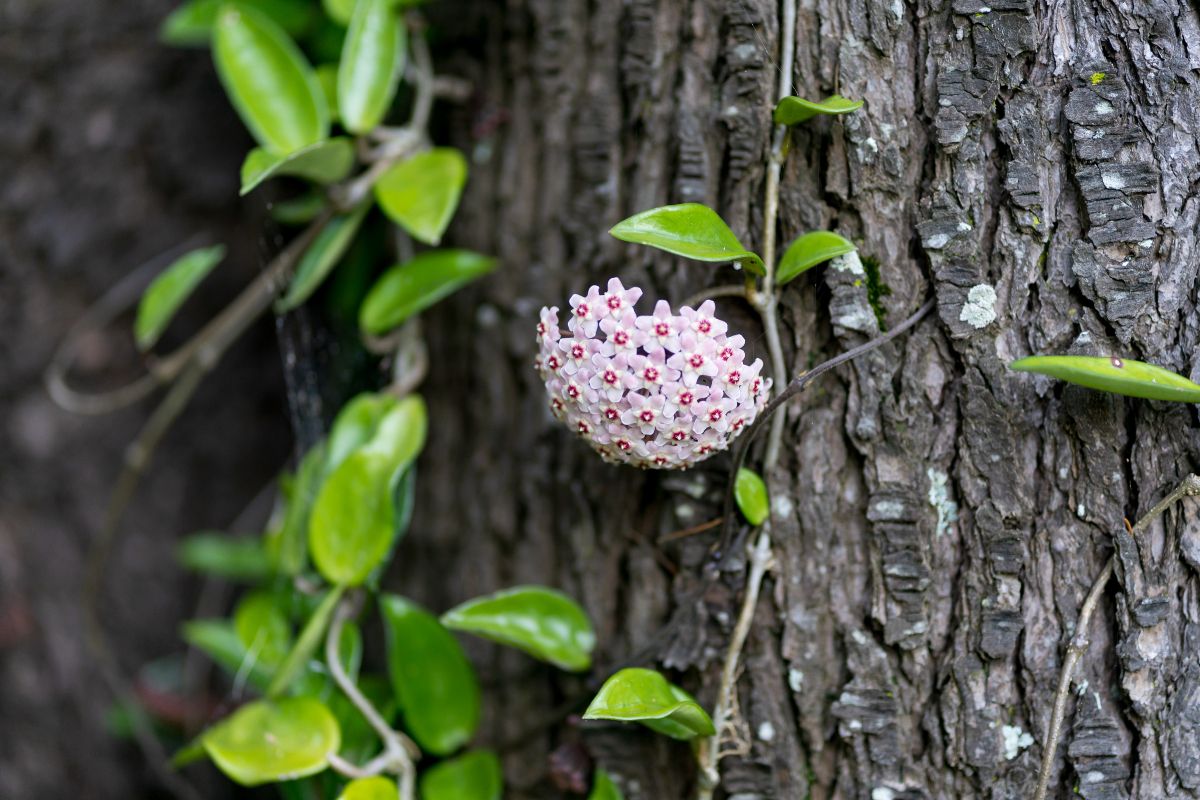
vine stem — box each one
[1032,474,1200,800]
[697,0,796,795]
[326,596,419,798]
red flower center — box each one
[678,391,694,406]
[575,303,590,317]
[604,369,619,385]
[671,430,687,441]
[567,385,580,399]
[613,330,629,345]
[547,356,562,370]
[604,408,619,420]
[719,347,734,361]
[727,371,741,385]
[643,367,659,382]
[607,295,622,309]
[616,439,632,451]
[577,420,591,434]
[571,344,585,359]
[709,408,723,422]
[639,410,655,423]
[689,354,705,368]
[655,322,669,336]
[698,319,712,333]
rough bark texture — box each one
[5,0,1200,799]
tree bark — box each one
[407,0,1200,798]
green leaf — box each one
[419,750,502,800]
[271,190,327,226]
[359,250,496,335]
[235,591,294,668]
[734,468,769,526]
[316,65,341,123]
[329,674,397,762]
[240,138,355,195]
[373,148,468,245]
[338,0,406,134]
[268,585,345,696]
[379,595,480,756]
[277,201,370,311]
[589,769,624,800]
[202,696,340,786]
[773,94,864,126]
[182,619,273,691]
[134,244,225,351]
[213,4,329,155]
[608,204,764,275]
[326,393,398,470]
[1009,355,1200,402]
[269,441,328,576]
[322,0,356,24]
[310,396,426,586]
[339,776,398,800]
[582,668,715,741]
[441,586,595,672]
[161,0,315,46]
[776,230,856,286]
[178,531,273,581]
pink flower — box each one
[536,280,770,469]
[679,300,728,339]
[602,277,642,318]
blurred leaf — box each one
[583,668,714,740]
[277,201,370,311]
[322,0,356,24]
[359,249,495,335]
[213,4,328,155]
[338,0,406,134]
[441,586,594,672]
[161,0,315,46]
[202,696,340,786]
[773,94,863,125]
[734,468,769,526]
[310,396,426,586]
[234,591,294,669]
[134,244,225,351]
[181,619,272,692]
[177,531,273,581]
[325,392,398,470]
[380,594,479,756]
[271,191,327,226]
[419,750,502,800]
[240,138,355,195]
[776,231,855,286]
[589,769,624,800]
[339,776,398,800]
[267,586,345,696]
[373,148,467,245]
[609,204,764,275]
[271,441,328,576]
[1009,355,1200,402]
[329,674,396,762]
[316,65,340,122]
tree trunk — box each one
[408,0,1200,798]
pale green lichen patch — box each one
[927,468,958,537]
[959,283,997,329]
[1090,71,1106,84]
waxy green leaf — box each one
[135,244,225,351]
[734,468,769,526]
[380,595,480,756]
[374,148,468,245]
[316,64,341,122]
[609,204,765,275]
[267,585,345,696]
[202,696,340,786]
[773,94,863,126]
[213,5,328,155]
[178,531,273,581]
[419,750,502,800]
[325,392,398,470]
[339,776,399,800]
[589,769,624,800]
[270,190,326,226]
[441,586,595,672]
[339,0,406,134]
[776,231,856,286]
[277,201,370,311]
[359,250,496,335]
[583,668,715,740]
[267,441,327,576]
[1009,355,1200,402]
[310,396,427,585]
[240,138,355,195]
[235,591,293,669]
[161,0,315,46]
[322,0,356,24]
[182,619,273,691]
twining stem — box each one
[1033,474,1200,800]
[326,596,419,798]
[697,0,797,795]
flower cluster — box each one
[536,278,770,469]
